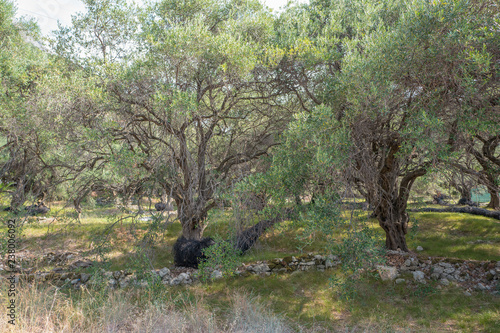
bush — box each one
[198,235,242,282]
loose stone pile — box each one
[379,250,500,294]
[2,250,498,295]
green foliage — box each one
[198,235,242,282]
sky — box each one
[14,0,296,37]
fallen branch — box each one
[409,206,500,220]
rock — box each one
[113,271,122,279]
[71,260,93,269]
[71,279,80,285]
[395,278,406,284]
[377,265,398,281]
[416,246,424,251]
[412,271,426,283]
[159,267,171,278]
[432,266,444,275]
[475,283,487,291]
[178,272,190,281]
[325,260,334,269]
[464,291,472,296]
[443,267,456,274]
[120,275,135,288]
[252,263,270,273]
[430,273,441,280]
[170,277,182,286]
[211,270,223,280]
[80,273,91,283]
[439,278,450,286]
[438,262,453,268]
[404,259,412,267]
[108,279,117,288]
[327,254,338,261]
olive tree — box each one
[53,0,290,264]
[273,0,499,251]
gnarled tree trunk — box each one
[486,187,500,210]
[376,204,409,251]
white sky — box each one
[14,0,298,37]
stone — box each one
[464,291,472,296]
[108,279,117,287]
[439,262,453,268]
[178,272,190,281]
[80,273,91,283]
[443,267,456,274]
[120,276,133,288]
[412,271,426,283]
[475,283,487,291]
[71,279,80,285]
[327,254,338,261]
[170,275,183,285]
[113,271,122,279]
[376,265,398,281]
[325,260,334,269]
[404,259,412,267]
[439,278,450,286]
[252,264,270,273]
[430,273,441,280]
[211,270,223,280]
[416,246,424,251]
[432,266,444,275]
[395,278,406,284]
[159,267,171,278]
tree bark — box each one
[10,178,26,212]
[376,205,409,251]
[486,187,500,210]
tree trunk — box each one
[376,206,409,251]
[458,187,472,202]
[486,187,500,210]
[10,178,26,212]
[73,198,82,220]
[180,217,206,241]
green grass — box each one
[407,212,500,261]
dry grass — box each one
[0,283,292,333]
